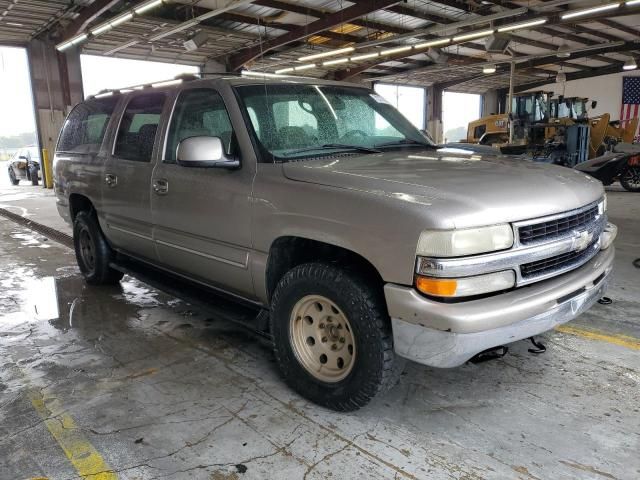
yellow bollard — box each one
[41,148,54,189]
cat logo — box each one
[495,120,507,128]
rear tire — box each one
[8,168,19,185]
[270,262,403,411]
[620,166,640,192]
[73,211,124,285]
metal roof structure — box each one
[1,0,639,93]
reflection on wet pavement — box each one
[1,215,639,479]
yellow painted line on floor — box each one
[28,389,118,479]
[556,325,640,351]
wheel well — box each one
[69,194,94,221]
[265,236,384,302]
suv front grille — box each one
[520,240,599,279]
[518,204,599,245]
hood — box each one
[282,150,604,229]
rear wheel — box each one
[620,166,640,192]
[73,211,124,285]
[8,168,19,185]
[270,262,402,411]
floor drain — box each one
[597,297,612,305]
[0,208,73,249]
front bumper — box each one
[385,245,614,368]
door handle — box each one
[105,173,117,187]
[153,178,169,195]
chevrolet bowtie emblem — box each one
[573,230,593,252]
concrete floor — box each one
[1,162,639,480]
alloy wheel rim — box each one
[289,295,356,383]
[623,167,640,188]
[79,229,95,271]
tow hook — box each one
[527,336,546,354]
[469,345,508,364]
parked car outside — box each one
[54,76,617,411]
[7,146,41,185]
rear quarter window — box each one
[57,97,118,154]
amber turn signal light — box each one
[415,275,457,297]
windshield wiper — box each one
[284,143,382,156]
[375,139,435,149]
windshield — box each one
[235,84,433,161]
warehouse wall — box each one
[527,71,640,121]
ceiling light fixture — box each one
[497,18,547,32]
[452,29,495,42]
[414,38,451,49]
[110,12,133,27]
[626,0,640,5]
[275,66,296,74]
[57,41,74,52]
[152,79,183,88]
[483,64,497,74]
[294,63,317,71]
[556,42,572,58]
[91,23,112,35]
[323,57,350,66]
[350,51,380,62]
[623,57,638,70]
[561,2,620,20]
[56,0,165,51]
[299,46,355,62]
[556,70,567,82]
[241,70,288,78]
[380,45,413,56]
[135,0,163,14]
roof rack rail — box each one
[86,72,203,99]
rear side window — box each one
[114,93,166,162]
[57,97,118,154]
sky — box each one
[0,47,37,137]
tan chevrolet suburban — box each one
[53,75,617,411]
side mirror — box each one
[591,100,598,109]
[176,136,239,169]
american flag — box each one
[621,76,640,142]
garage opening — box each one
[80,55,200,96]
[374,83,426,129]
[0,47,38,162]
[442,91,481,143]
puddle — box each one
[10,231,51,248]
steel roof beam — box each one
[227,0,401,70]
[59,0,121,41]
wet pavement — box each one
[0,174,639,479]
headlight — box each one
[415,270,515,298]
[417,224,513,257]
[598,195,607,215]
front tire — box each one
[620,166,640,192]
[73,211,124,285]
[270,262,402,411]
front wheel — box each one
[270,263,402,411]
[620,166,640,192]
[73,211,124,285]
